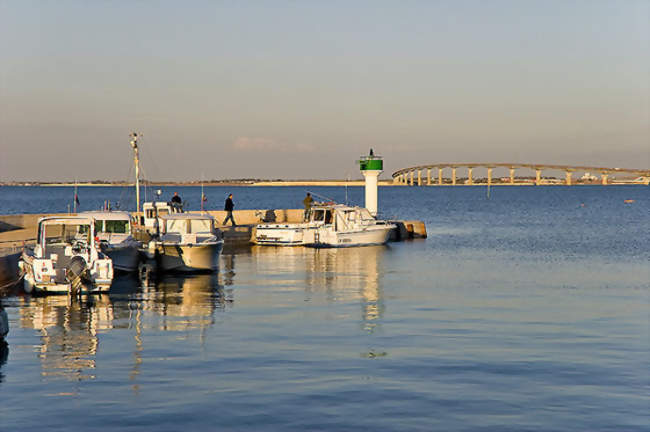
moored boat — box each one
[152,214,224,272]
[19,216,114,294]
[254,203,395,247]
[81,211,141,272]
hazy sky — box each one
[1,0,648,181]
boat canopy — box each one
[37,216,94,245]
[39,216,94,226]
[81,211,131,221]
[162,213,214,234]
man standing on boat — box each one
[223,194,236,226]
[171,192,183,212]
[303,192,313,221]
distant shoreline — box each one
[1,180,647,187]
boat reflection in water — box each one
[19,294,113,381]
[18,272,230,383]
[249,244,386,333]
[0,338,8,384]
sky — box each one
[1,0,648,181]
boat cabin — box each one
[309,204,376,231]
[142,202,173,233]
[81,211,132,240]
[35,216,98,266]
[161,214,216,235]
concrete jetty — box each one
[0,209,426,290]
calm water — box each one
[1,185,648,431]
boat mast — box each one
[130,132,142,214]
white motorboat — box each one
[19,216,114,294]
[254,203,395,247]
[82,211,141,272]
[152,214,224,272]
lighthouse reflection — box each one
[250,245,387,333]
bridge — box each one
[392,163,650,186]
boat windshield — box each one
[40,223,91,245]
[95,220,130,234]
[358,208,375,221]
[190,219,212,233]
[165,219,188,234]
[312,210,332,224]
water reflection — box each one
[17,272,230,382]
[150,273,231,332]
[0,340,8,383]
[19,295,112,381]
[250,245,386,333]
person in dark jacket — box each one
[171,192,183,212]
[223,193,236,226]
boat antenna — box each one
[130,132,142,214]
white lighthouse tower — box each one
[358,149,383,217]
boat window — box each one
[324,211,332,224]
[146,209,155,218]
[359,208,374,220]
[94,220,104,233]
[43,224,90,245]
[312,210,325,221]
[190,219,212,233]
[166,219,188,234]
[105,220,129,234]
[346,210,356,222]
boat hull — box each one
[103,244,141,272]
[253,225,312,246]
[307,225,394,248]
[156,241,223,272]
[20,251,113,295]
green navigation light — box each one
[358,149,383,171]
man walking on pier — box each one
[223,193,236,226]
